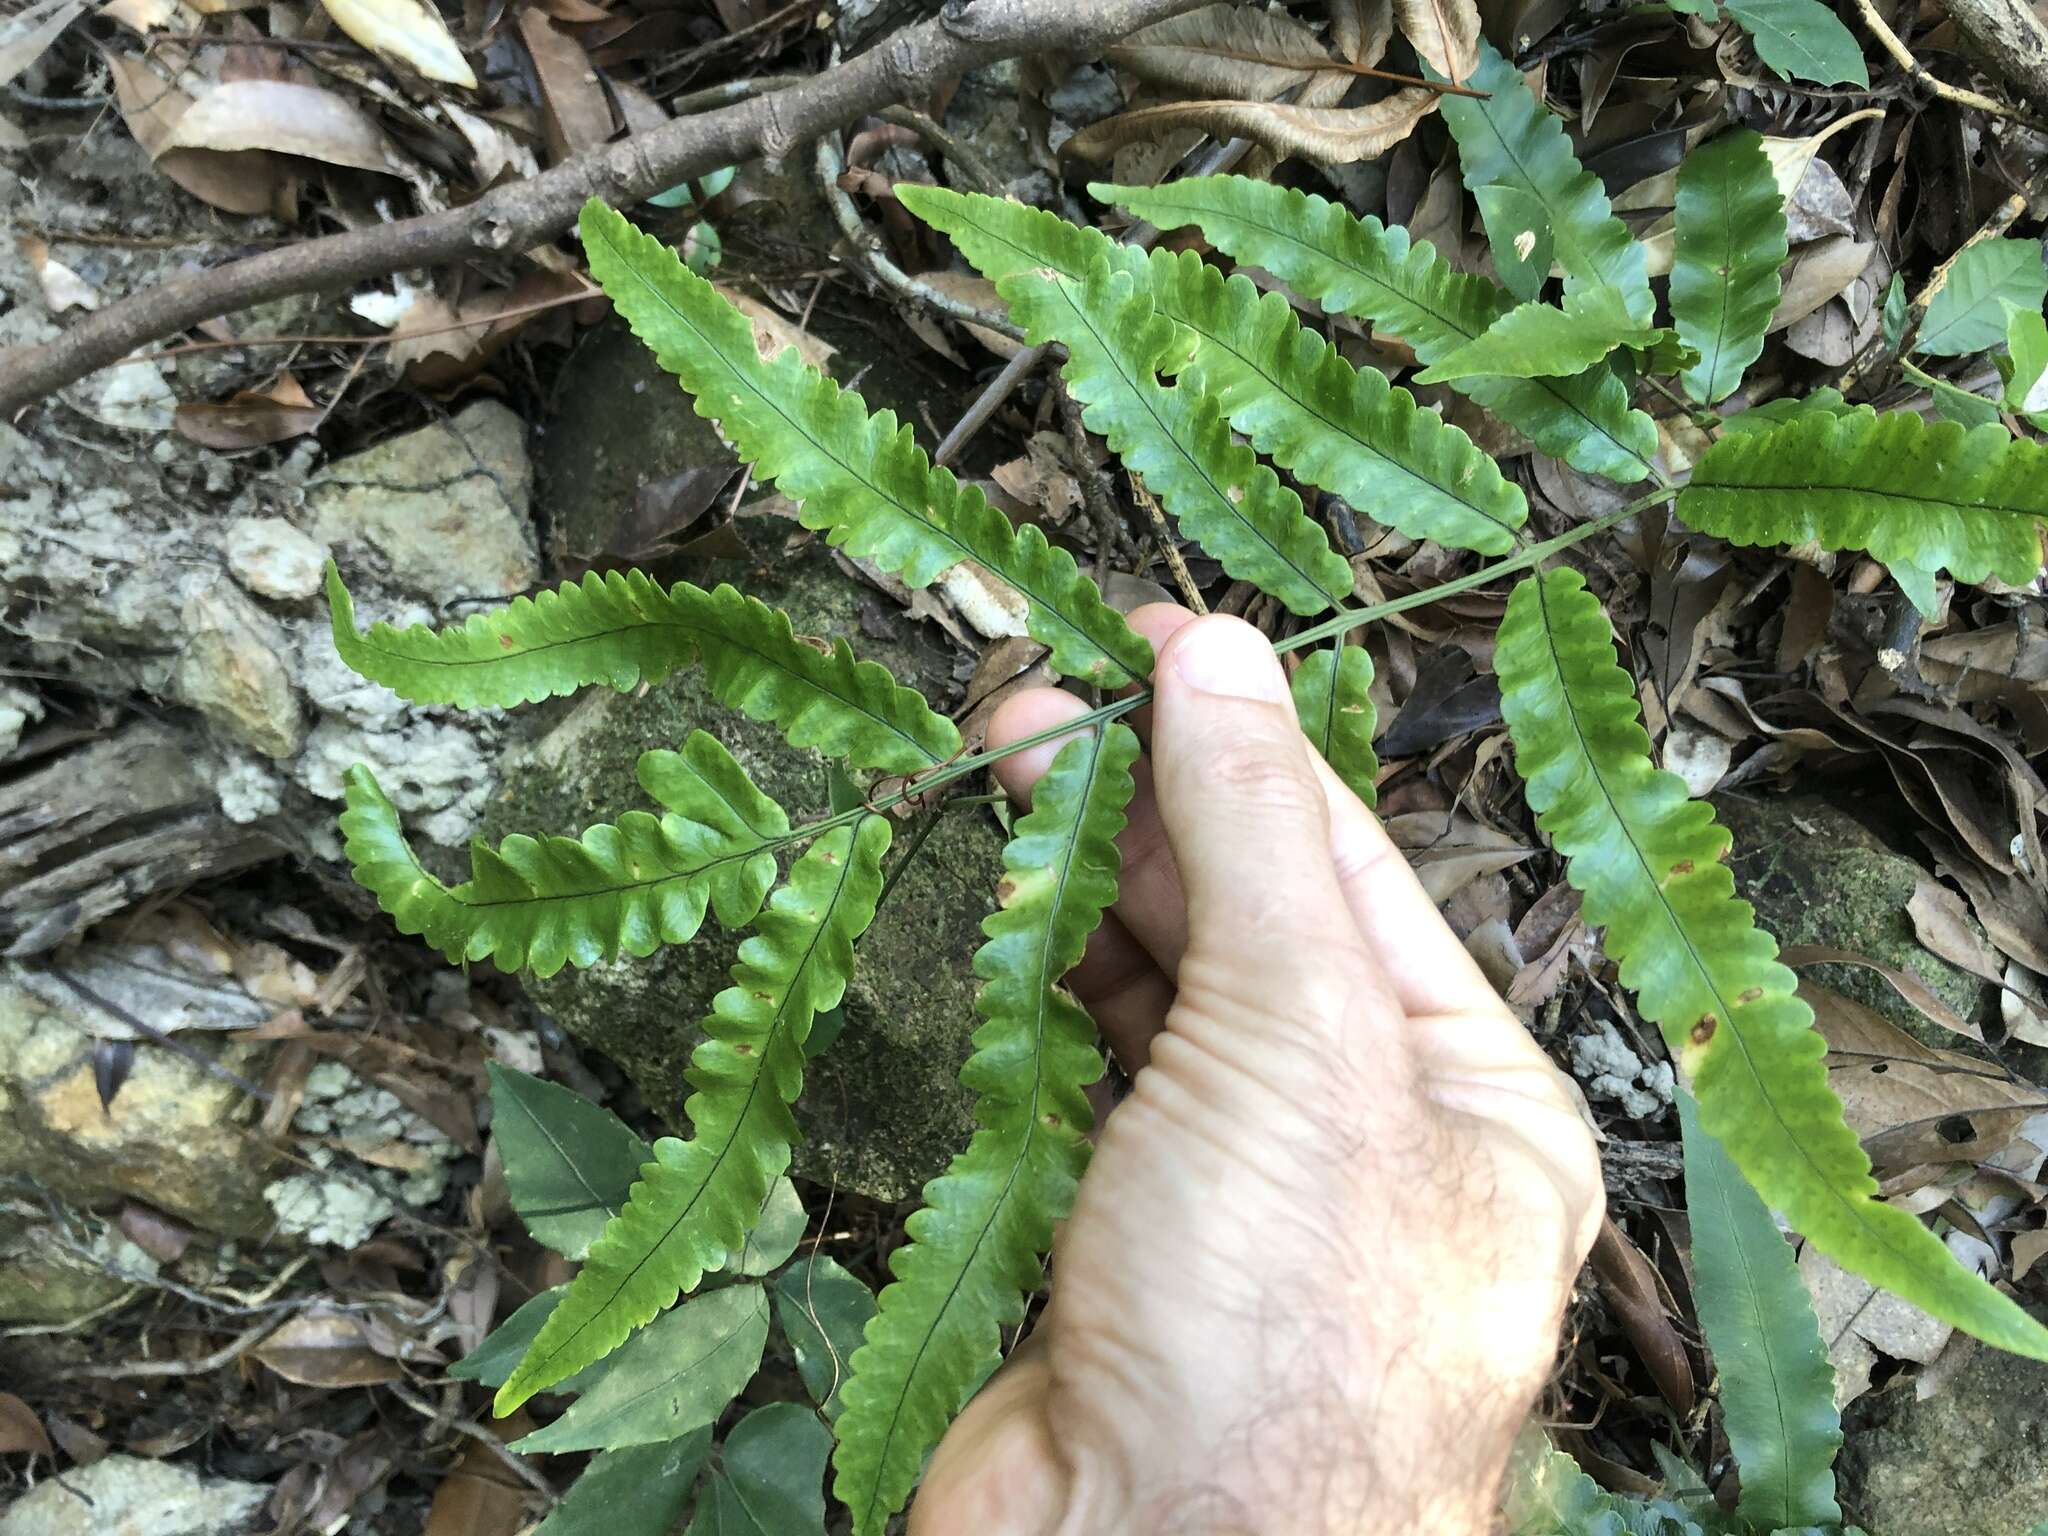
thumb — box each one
[1148,616,1371,989]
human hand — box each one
[912,606,1603,1535]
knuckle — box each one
[1202,735,1318,811]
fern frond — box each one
[1292,644,1379,805]
[832,724,1138,1535]
[340,731,785,978]
[496,817,891,1413]
[1496,567,2048,1364]
[1678,1092,1842,1531]
[1670,129,1788,405]
[1101,176,1661,483]
[1413,286,1663,383]
[896,183,1528,556]
[998,262,1353,615]
[1436,41,1653,323]
[1677,406,2048,595]
[327,565,959,775]
[578,200,1152,687]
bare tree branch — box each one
[1940,0,2048,122]
[0,0,1206,418]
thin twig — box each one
[647,0,819,91]
[1134,480,1208,612]
[44,966,272,1101]
[133,284,596,363]
[0,0,1219,416]
[1850,0,2048,128]
[816,134,1028,340]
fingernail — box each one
[1172,619,1289,704]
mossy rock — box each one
[1837,1335,2048,1535]
[1715,793,1995,1047]
[484,519,992,1201]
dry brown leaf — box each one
[1067,87,1438,167]
[387,269,588,385]
[1395,0,1479,84]
[915,270,1020,358]
[720,287,835,370]
[163,79,406,177]
[442,100,538,185]
[1811,985,2045,1168]
[252,1312,406,1387]
[175,372,326,449]
[1589,1217,1694,1414]
[1328,0,1391,66]
[101,0,178,32]
[518,9,611,162]
[1778,943,1982,1042]
[1907,874,2008,987]
[0,1393,52,1458]
[1108,2,1336,99]
[318,0,476,88]
[104,49,284,215]
[423,1440,531,1536]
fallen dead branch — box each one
[0,0,1208,419]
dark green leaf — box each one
[687,1404,832,1536]
[774,1256,876,1419]
[538,1432,711,1535]
[1473,184,1553,304]
[450,1288,565,1388]
[1671,128,1788,404]
[1725,0,1869,85]
[730,1178,806,1277]
[489,1064,652,1260]
[1917,238,2048,356]
[1680,1092,1842,1529]
[512,1284,769,1453]
[1436,40,1653,323]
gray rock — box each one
[0,1454,267,1536]
[1837,1337,2048,1535]
[0,1213,142,1324]
[485,522,993,1200]
[171,575,304,759]
[0,960,277,1239]
[1716,793,1995,1045]
[537,318,737,570]
[224,515,328,601]
[305,400,537,599]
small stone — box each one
[305,400,537,598]
[223,516,327,601]
[0,959,278,1240]
[0,1454,267,1536]
[171,577,304,759]
[1838,1336,2048,1534]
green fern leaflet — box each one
[1497,568,2048,1363]
[833,724,1137,1535]
[497,816,891,1411]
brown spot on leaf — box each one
[498,634,517,649]
[995,875,1020,906]
[1669,858,1695,877]
[1690,1014,1718,1045]
[1739,987,1764,1005]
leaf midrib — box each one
[590,218,1139,685]
[853,734,1109,1527]
[1135,194,1659,475]
[1528,574,1916,1268]
[513,832,866,1393]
